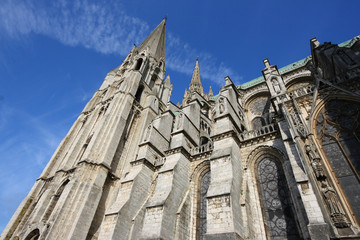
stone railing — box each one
[239,123,277,141]
[191,142,214,155]
[287,85,314,98]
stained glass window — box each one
[199,171,211,240]
[315,99,360,224]
[257,158,300,239]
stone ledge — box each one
[204,232,243,240]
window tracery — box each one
[257,158,300,239]
[199,171,210,240]
[315,98,360,224]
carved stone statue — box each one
[272,78,281,93]
[176,113,183,129]
[305,144,326,179]
[219,97,225,114]
[321,181,350,228]
[144,123,152,141]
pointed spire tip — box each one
[137,18,166,60]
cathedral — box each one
[2,18,360,240]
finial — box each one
[310,37,320,49]
[263,59,271,68]
[225,76,233,86]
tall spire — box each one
[189,58,204,95]
[137,18,166,61]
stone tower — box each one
[2,19,360,240]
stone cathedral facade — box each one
[1,19,360,240]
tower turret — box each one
[183,58,205,105]
[189,58,204,95]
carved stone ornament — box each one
[176,113,183,129]
[144,122,152,142]
[289,108,307,138]
[272,78,281,94]
[305,144,326,179]
[304,140,350,228]
[218,97,225,114]
[321,181,350,228]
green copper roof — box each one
[278,56,312,74]
[338,39,352,47]
[238,76,265,89]
[209,93,219,101]
[237,36,358,90]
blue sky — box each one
[0,0,358,232]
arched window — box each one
[24,229,40,240]
[135,58,143,71]
[257,158,299,239]
[315,99,360,224]
[198,171,211,240]
[252,117,266,130]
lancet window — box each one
[198,171,211,240]
[24,229,40,240]
[257,158,300,239]
[315,98,360,224]
[135,58,143,71]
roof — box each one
[237,36,359,90]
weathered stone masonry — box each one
[1,19,360,240]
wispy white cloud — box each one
[0,0,241,86]
[167,33,242,85]
[0,101,70,231]
[0,0,149,55]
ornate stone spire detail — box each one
[188,58,204,95]
[208,86,213,97]
[164,74,171,87]
[136,18,166,61]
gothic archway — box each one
[256,157,300,239]
[247,146,301,239]
[24,229,40,240]
[191,160,210,240]
[198,171,210,240]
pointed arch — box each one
[246,146,300,239]
[135,58,143,71]
[24,229,40,240]
[311,95,360,226]
[190,160,210,240]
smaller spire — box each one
[208,86,213,97]
[164,74,171,86]
[189,58,204,95]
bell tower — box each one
[1,18,172,240]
